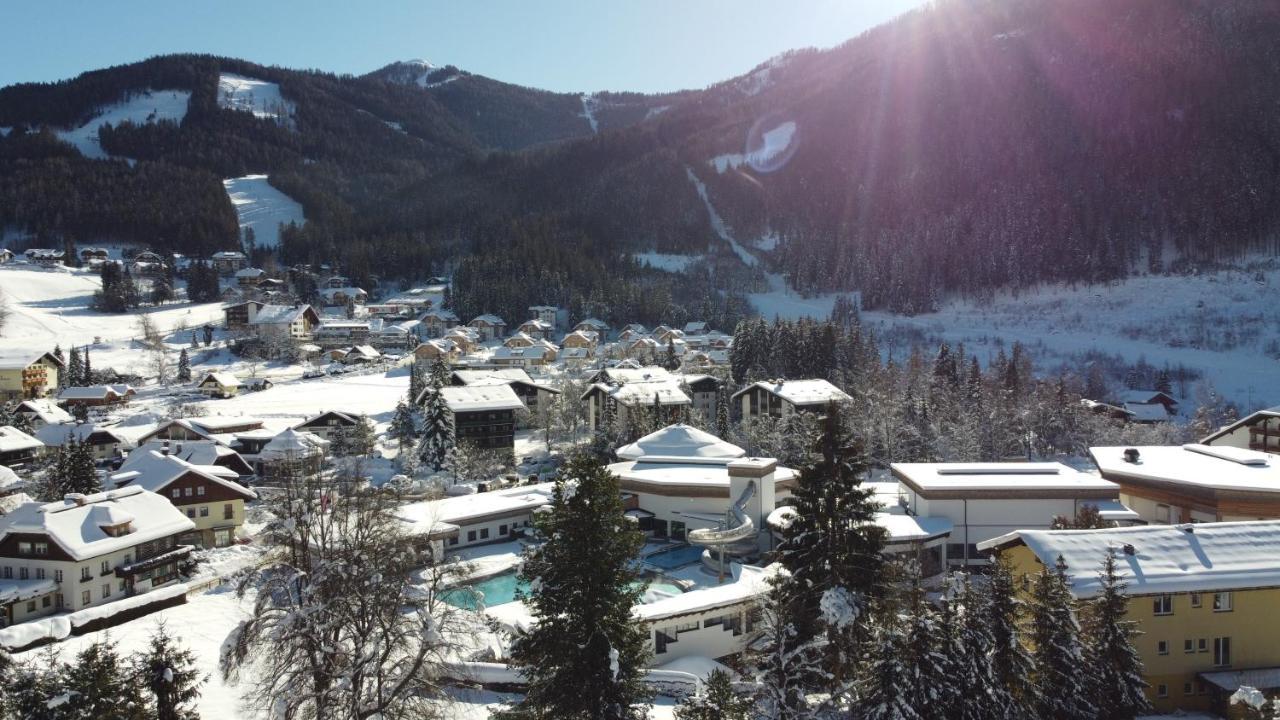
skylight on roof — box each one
[936,466,1060,475]
[1184,444,1270,467]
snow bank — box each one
[68,582,188,627]
[222,174,305,249]
[0,615,71,651]
[579,93,600,134]
[217,73,295,127]
[54,89,191,160]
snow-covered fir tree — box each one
[987,554,1038,714]
[675,668,751,720]
[176,348,191,383]
[62,639,151,719]
[497,454,651,719]
[67,347,83,388]
[772,404,887,691]
[419,392,455,473]
[1085,549,1153,720]
[1030,555,1097,720]
[952,573,1018,720]
[389,399,418,451]
[754,580,823,720]
[137,624,204,720]
[408,359,428,405]
[858,604,924,720]
[348,415,377,457]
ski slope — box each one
[222,175,306,248]
[54,89,190,160]
[217,73,295,127]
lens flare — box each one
[745,113,799,174]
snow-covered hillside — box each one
[217,73,295,127]
[0,264,225,353]
[222,175,306,248]
[54,89,190,160]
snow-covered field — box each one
[637,252,701,273]
[189,365,410,431]
[53,89,190,160]
[217,73,295,126]
[0,264,225,360]
[222,174,306,248]
[710,120,796,174]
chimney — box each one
[65,493,87,506]
[1123,448,1141,464]
[1122,543,1136,556]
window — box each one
[54,569,62,582]
[1213,592,1233,612]
[1198,638,1208,653]
[35,568,44,580]
[42,595,51,608]
[1156,684,1168,699]
[172,489,181,498]
[224,504,233,520]
[447,537,458,546]
[467,530,476,542]
[1184,639,1195,654]
[499,524,509,536]
[1156,504,1172,524]
[81,590,90,605]
[55,593,63,608]
[26,601,35,613]
[1214,637,1232,667]
[1183,683,1194,696]
[33,542,47,556]
[102,583,111,598]
[18,541,31,555]
[200,506,209,517]
[80,567,91,581]
[100,560,109,574]
[1191,593,1202,608]
[197,486,205,496]
[184,487,193,497]
[186,509,195,518]
[1,567,10,579]
[19,567,28,580]
[480,528,490,540]
[1157,640,1168,655]
[1153,595,1173,615]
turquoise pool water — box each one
[443,571,684,610]
[644,544,705,570]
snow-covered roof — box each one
[0,426,43,454]
[129,439,249,472]
[0,465,22,493]
[0,350,60,370]
[0,577,57,605]
[420,309,458,321]
[453,368,534,386]
[251,304,313,325]
[493,346,555,361]
[616,424,746,461]
[1123,402,1169,422]
[396,482,557,534]
[469,314,506,326]
[0,486,195,561]
[893,462,1118,496]
[34,423,126,447]
[1116,389,1177,405]
[586,379,691,407]
[112,448,255,499]
[16,399,73,425]
[875,514,954,544]
[234,267,266,278]
[1201,667,1280,693]
[189,416,262,433]
[438,385,525,413]
[1090,444,1280,495]
[732,379,852,407]
[979,520,1280,599]
[1202,408,1280,445]
[57,385,125,401]
[211,251,246,259]
[258,428,330,460]
[635,563,779,622]
[575,318,609,330]
[199,371,240,387]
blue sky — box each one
[0,1,924,92]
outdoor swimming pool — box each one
[443,570,685,610]
[643,544,706,570]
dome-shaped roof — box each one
[615,424,745,461]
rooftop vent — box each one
[1122,543,1136,556]
[1123,448,1141,464]
[65,493,87,506]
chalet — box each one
[892,461,1134,567]
[25,249,64,266]
[427,385,525,454]
[0,350,64,401]
[137,417,265,447]
[625,337,661,359]
[294,411,365,442]
[557,347,593,366]
[504,332,537,349]
[319,286,368,306]
[491,345,557,368]
[79,247,109,263]
[733,379,852,419]
[222,297,264,330]
[56,384,134,408]
[528,305,559,329]
[619,323,648,336]
[13,399,73,430]
[35,424,128,463]
[210,251,248,274]
[515,319,554,340]
[683,374,722,419]
[581,378,692,433]
[468,314,507,342]
[330,345,381,364]
[256,428,330,481]
[1201,407,1280,455]
[561,330,598,350]
[257,277,288,295]
[1082,398,1136,421]
[0,487,195,623]
[980,521,1280,715]
[220,286,245,303]
[683,321,709,335]
[1090,443,1280,523]
[443,327,480,354]
[419,310,459,338]
[313,320,371,348]
[413,339,461,363]
[0,427,43,467]
[0,249,14,264]
[573,318,610,335]
[618,327,647,343]
[652,326,685,344]
[1116,389,1179,418]
[110,449,255,548]
[321,275,351,289]
[250,304,320,340]
[235,267,266,287]
[448,369,560,418]
[374,320,419,349]
[0,465,26,515]
[129,440,254,478]
[196,372,241,399]
[587,366,674,385]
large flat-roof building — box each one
[892,461,1134,566]
[1091,444,1280,523]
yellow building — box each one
[0,351,63,401]
[981,521,1280,716]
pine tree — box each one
[67,347,83,388]
[953,575,1017,720]
[62,639,150,719]
[176,349,191,383]
[389,400,418,451]
[859,607,923,720]
[53,345,67,389]
[328,426,351,457]
[497,454,651,719]
[408,360,427,404]
[137,625,204,720]
[1030,556,1096,720]
[202,325,213,347]
[675,669,750,720]
[715,383,731,440]
[72,403,89,424]
[190,332,198,349]
[987,554,1037,714]
[1085,549,1153,720]
[57,437,101,496]
[81,346,91,384]
[772,403,886,690]
[349,416,376,457]
[754,582,822,720]
[664,337,680,371]
[4,648,65,720]
[418,361,455,471]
